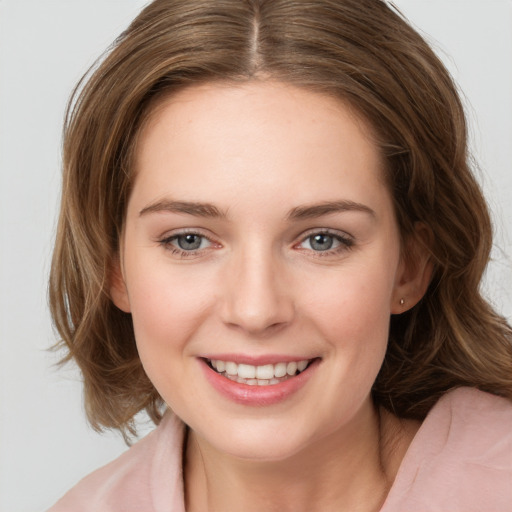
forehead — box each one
[138,81,379,156]
[131,81,388,212]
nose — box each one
[219,245,295,336]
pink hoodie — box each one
[48,387,512,511]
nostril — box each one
[224,318,291,337]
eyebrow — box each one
[139,200,227,218]
[287,200,376,220]
[139,199,375,220]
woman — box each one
[48,0,512,510]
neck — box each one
[184,403,418,512]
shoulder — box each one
[383,387,512,512]
[47,412,186,512]
[427,386,512,445]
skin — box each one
[111,81,431,512]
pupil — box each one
[178,234,201,250]
[310,234,333,251]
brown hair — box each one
[49,0,512,436]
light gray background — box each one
[0,1,511,510]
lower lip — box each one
[200,359,319,406]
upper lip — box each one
[200,354,318,366]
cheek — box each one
[298,263,394,412]
[312,290,391,372]
[296,255,397,389]
[125,261,214,361]
[124,267,216,408]
[301,260,395,336]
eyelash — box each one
[158,230,216,259]
[157,229,354,259]
[294,229,354,257]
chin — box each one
[191,415,329,463]
[219,435,311,463]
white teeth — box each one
[297,360,308,372]
[238,363,256,379]
[286,361,298,376]
[274,362,287,378]
[209,358,311,384]
[225,361,238,376]
[256,364,274,380]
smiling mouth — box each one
[206,358,315,386]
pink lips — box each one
[199,357,319,406]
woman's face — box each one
[113,81,413,461]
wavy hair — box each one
[49,0,512,436]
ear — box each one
[109,254,131,313]
[391,223,433,314]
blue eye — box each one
[298,231,353,253]
[309,234,335,251]
[174,234,205,251]
[159,232,213,256]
